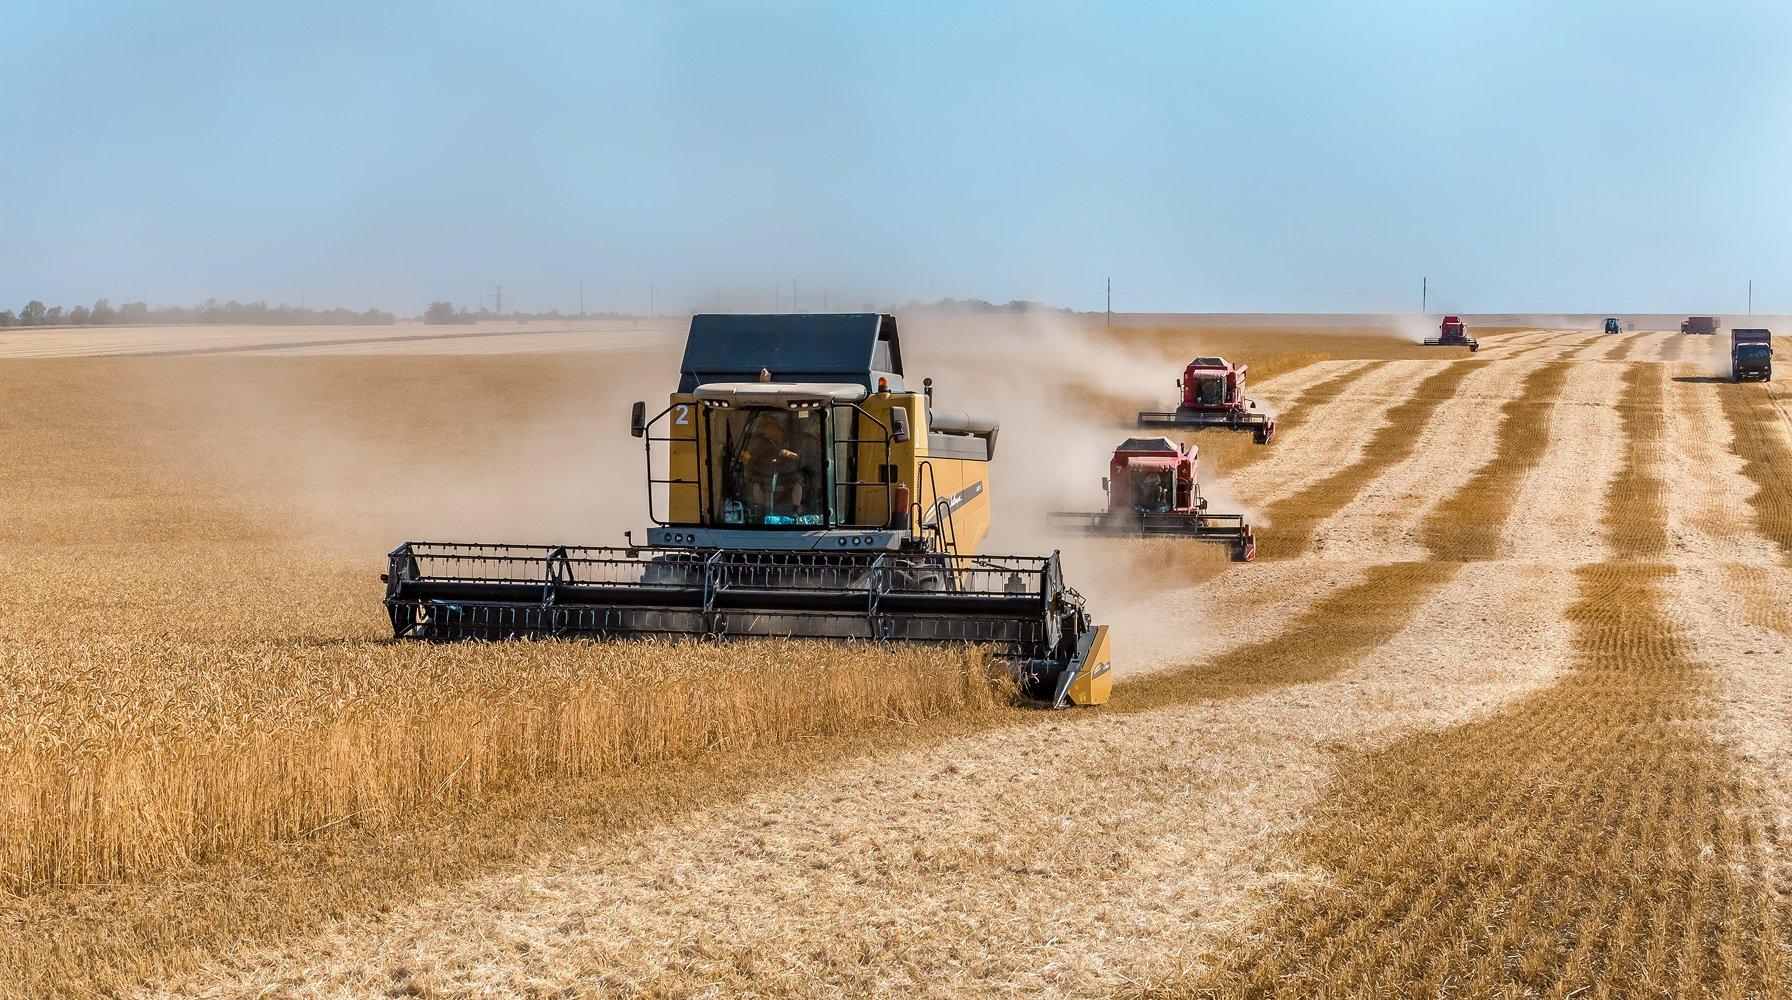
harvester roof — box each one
[1189,357,1230,370]
[1122,456,1183,472]
[679,313,905,393]
[1115,435,1185,456]
[693,382,869,406]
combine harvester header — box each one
[384,313,1114,708]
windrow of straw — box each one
[0,637,1004,891]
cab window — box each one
[707,407,830,526]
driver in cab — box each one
[741,417,822,521]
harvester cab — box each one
[1046,436,1256,560]
[1604,317,1622,335]
[383,313,1114,709]
[1137,358,1276,444]
[1424,315,1480,352]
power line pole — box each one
[492,283,505,315]
[649,283,656,319]
[578,281,586,317]
[1106,277,1111,328]
[822,290,829,312]
[774,285,781,311]
[792,279,799,313]
[1421,276,1427,315]
[1749,278,1754,314]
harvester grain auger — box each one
[382,313,1113,708]
[1136,357,1275,443]
[1046,437,1256,560]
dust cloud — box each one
[899,307,1219,656]
[93,314,1233,662]
[99,349,679,558]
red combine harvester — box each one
[1136,357,1275,443]
[1424,315,1480,352]
[1047,436,1256,561]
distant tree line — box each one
[0,298,396,328]
[423,301,640,325]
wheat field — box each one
[6,318,1792,997]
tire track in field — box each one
[1228,361,1418,494]
[1255,362,1479,559]
[1418,361,1571,561]
[158,350,1584,999]
[1480,329,1548,353]
[1716,379,1792,560]
[1663,363,1771,560]
[1177,363,1792,997]
[1132,358,1542,682]
[1503,330,1587,362]
[1307,360,1549,562]
[1501,360,1624,565]
[1601,329,1650,360]
[1203,359,1386,478]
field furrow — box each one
[1503,359,1624,565]
[1664,361,1772,560]
[1601,328,1650,360]
[1255,362,1478,559]
[1715,378,1792,559]
[1419,361,1571,561]
[1503,330,1589,361]
[1306,359,1543,561]
[1173,361,1792,996]
[1222,360,1408,492]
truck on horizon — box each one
[1732,328,1772,382]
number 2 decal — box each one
[673,404,691,425]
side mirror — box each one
[1101,476,1110,492]
[890,408,910,443]
[1175,378,1183,389]
[1247,399,1257,409]
[630,400,646,438]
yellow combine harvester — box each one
[383,313,1112,707]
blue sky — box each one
[4,1,1792,315]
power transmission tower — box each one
[492,283,506,315]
